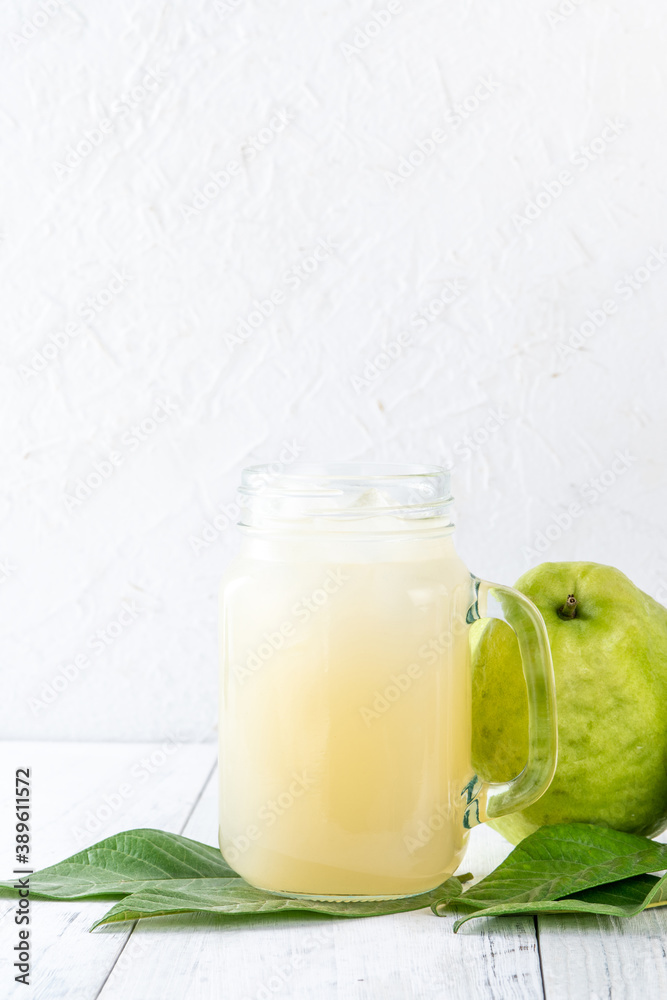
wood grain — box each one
[538,909,667,1000]
[3,742,666,999]
[0,741,216,1000]
[98,763,545,1000]
[538,828,667,1000]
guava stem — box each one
[558,594,577,620]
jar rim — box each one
[238,462,454,526]
[244,462,446,481]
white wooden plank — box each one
[538,909,667,1000]
[5,741,665,999]
[0,741,216,1000]
[538,829,667,1000]
[99,765,544,1000]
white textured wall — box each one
[2,0,666,741]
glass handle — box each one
[462,576,558,828]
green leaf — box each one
[429,823,667,930]
[450,870,667,930]
[0,826,468,928]
[0,829,237,900]
[451,823,666,909]
[91,875,466,929]
[5,822,666,935]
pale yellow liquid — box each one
[219,530,474,898]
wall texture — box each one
[2,0,666,740]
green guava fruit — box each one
[471,561,667,843]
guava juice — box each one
[218,528,474,898]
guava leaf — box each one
[91,876,466,929]
[4,822,665,935]
[429,823,667,930]
[0,826,468,928]
[0,829,237,899]
[449,871,667,930]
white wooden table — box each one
[1,742,665,1000]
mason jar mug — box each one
[218,464,557,900]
